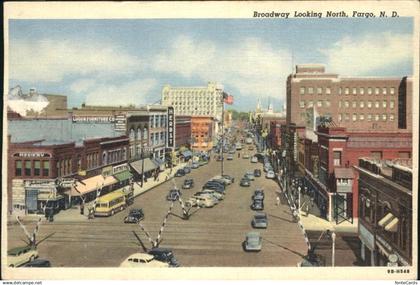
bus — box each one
[95,189,127,217]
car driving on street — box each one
[124,208,145,223]
[148,248,180,267]
[244,232,262,252]
[251,156,258,163]
[252,189,264,200]
[251,199,264,211]
[120,253,169,267]
[266,170,275,179]
[240,177,251,187]
[251,212,268,229]
[175,169,186,177]
[7,246,39,267]
[254,169,261,177]
[167,189,181,201]
[182,178,194,189]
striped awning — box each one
[378,213,394,227]
[71,175,117,196]
[384,218,399,232]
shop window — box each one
[34,160,41,176]
[42,161,50,177]
[15,160,22,176]
[25,160,31,176]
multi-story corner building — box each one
[7,135,130,214]
[302,124,412,224]
[286,64,412,133]
[354,158,412,267]
[191,116,215,151]
[161,82,224,122]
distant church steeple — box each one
[267,98,273,113]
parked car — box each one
[200,189,224,200]
[228,149,236,154]
[148,248,180,267]
[7,245,39,267]
[204,180,226,189]
[240,178,251,187]
[251,156,258,163]
[175,169,186,177]
[254,169,261,177]
[248,146,254,151]
[120,253,170,267]
[167,189,181,201]
[22,259,51,267]
[191,162,199,169]
[183,167,191,174]
[124,208,145,223]
[245,171,255,181]
[243,153,250,159]
[216,155,224,161]
[252,189,265,200]
[182,178,194,189]
[226,154,234,160]
[185,196,216,208]
[252,212,268,229]
[211,175,232,185]
[265,170,275,179]
[194,191,222,202]
[244,232,262,252]
[222,174,235,183]
[251,199,264,210]
[203,184,225,194]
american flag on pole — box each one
[223,92,233,105]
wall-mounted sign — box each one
[13,152,51,158]
[72,116,115,123]
[113,163,129,174]
[102,166,113,177]
[115,115,127,132]
[56,178,76,188]
[24,179,56,188]
[167,106,175,148]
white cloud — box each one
[321,32,413,76]
[9,39,143,83]
[84,78,157,106]
[152,35,292,100]
[69,78,96,93]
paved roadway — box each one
[7,147,308,267]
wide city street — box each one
[7,147,308,267]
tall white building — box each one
[161,82,224,121]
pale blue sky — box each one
[8,18,414,111]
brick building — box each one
[303,125,412,223]
[286,64,412,133]
[175,116,192,149]
[8,135,129,213]
[354,158,412,266]
[191,116,215,151]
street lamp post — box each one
[331,231,336,267]
[298,186,301,215]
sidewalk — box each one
[298,213,358,233]
[7,163,188,224]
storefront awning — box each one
[181,150,192,157]
[378,213,394,227]
[71,175,117,196]
[130,158,158,174]
[384,218,399,232]
[113,170,133,182]
[153,157,165,166]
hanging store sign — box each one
[167,106,175,148]
[14,152,51,158]
[72,116,115,123]
[115,115,127,132]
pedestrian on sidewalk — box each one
[276,196,280,206]
[80,203,84,215]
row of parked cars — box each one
[240,169,261,187]
[184,175,234,208]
